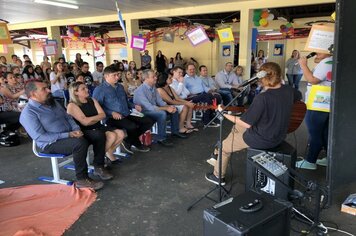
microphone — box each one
[239,70,267,88]
[306,52,316,59]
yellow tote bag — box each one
[306,85,331,112]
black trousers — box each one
[0,111,21,131]
[82,129,106,167]
[42,137,89,180]
[107,115,154,147]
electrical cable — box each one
[326,227,355,236]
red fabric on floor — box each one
[0,184,97,236]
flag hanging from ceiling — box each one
[115,1,128,43]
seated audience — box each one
[67,82,125,164]
[214,62,242,105]
[20,80,111,190]
[184,63,219,127]
[134,70,187,146]
[93,65,154,154]
[50,62,67,98]
[92,61,104,85]
[156,73,196,133]
[123,70,141,97]
[0,72,25,112]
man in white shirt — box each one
[92,61,104,85]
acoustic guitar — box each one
[193,100,306,134]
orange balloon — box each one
[261,11,269,19]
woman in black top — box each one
[156,73,195,134]
[67,82,125,163]
[155,50,167,73]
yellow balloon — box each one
[259,18,268,26]
[72,36,78,41]
[73,26,80,32]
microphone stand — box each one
[187,85,250,211]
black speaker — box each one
[245,141,297,200]
[203,190,292,236]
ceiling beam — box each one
[8,0,335,31]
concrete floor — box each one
[1,83,355,236]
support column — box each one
[126,19,141,64]
[46,26,63,61]
[239,8,254,79]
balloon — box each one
[74,32,80,37]
[73,26,80,32]
[69,28,75,33]
[72,36,78,41]
[261,11,269,19]
[254,9,262,15]
[286,22,293,28]
[259,18,268,26]
[267,13,274,21]
[254,21,260,27]
[253,14,261,22]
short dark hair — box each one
[81,62,89,67]
[103,64,119,76]
[171,66,184,72]
[199,65,207,71]
[11,54,17,59]
[96,61,103,67]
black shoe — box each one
[157,139,173,147]
[93,166,114,180]
[205,173,225,186]
[121,141,134,154]
[131,144,150,152]
[105,156,122,165]
[172,133,187,139]
[76,177,104,190]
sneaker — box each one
[157,139,173,147]
[76,178,104,190]
[93,166,114,180]
[207,122,220,128]
[131,144,150,152]
[206,153,217,166]
[172,133,187,139]
[121,141,134,154]
[295,160,317,170]
[316,157,328,167]
[205,173,226,186]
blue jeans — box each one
[218,88,233,105]
[144,110,179,141]
[286,74,303,90]
[305,110,329,163]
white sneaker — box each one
[316,157,328,167]
[206,158,217,166]
[207,122,220,128]
[296,160,317,170]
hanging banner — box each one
[217,27,234,43]
[130,36,147,51]
[0,22,12,44]
[185,26,209,47]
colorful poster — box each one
[222,45,231,57]
[273,44,284,56]
[217,27,234,43]
[307,85,331,112]
[0,22,12,44]
[130,36,147,50]
[185,27,209,46]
